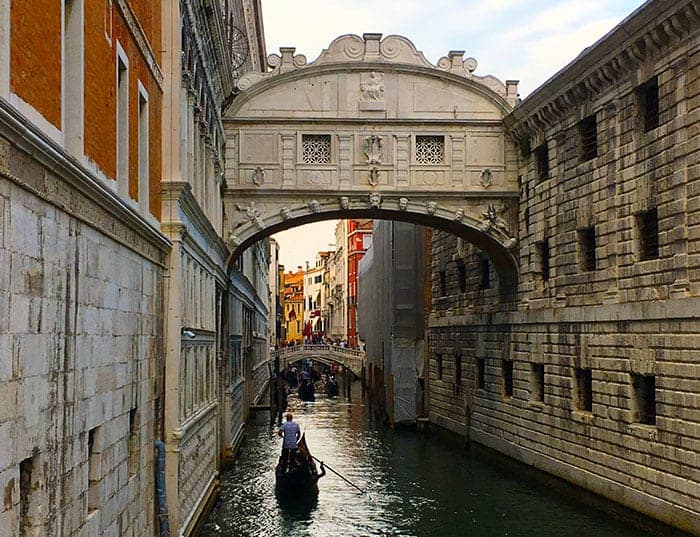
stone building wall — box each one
[427,1,700,534]
[0,113,167,536]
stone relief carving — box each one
[339,196,349,210]
[398,197,409,211]
[236,201,263,229]
[456,238,468,258]
[227,233,242,247]
[426,201,437,215]
[235,34,510,100]
[308,170,325,185]
[308,200,321,213]
[479,204,509,234]
[368,192,382,209]
[453,208,465,221]
[251,166,265,186]
[368,166,380,187]
[363,135,383,164]
[361,72,384,101]
[280,207,292,220]
[480,168,492,189]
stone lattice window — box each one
[301,134,331,164]
[415,135,444,164]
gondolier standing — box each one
[278,413,301,472]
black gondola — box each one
[275,433,324,492]
[325,376,339,396]
[298,379,315,401]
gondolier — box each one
[277,413,301,472]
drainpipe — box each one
[155,440,170,537]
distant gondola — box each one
[275,433,324,492]
[325,377,339,397]
[298,380,315,401]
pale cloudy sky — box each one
[265,0,646,269]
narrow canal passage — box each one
[200,383,669,537]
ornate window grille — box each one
[415,135,444,164]
[302,135,331,164]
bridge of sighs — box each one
[222,33,522,290]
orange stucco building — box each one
[8,0,162,217]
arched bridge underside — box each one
[223,33,522,288]
[275,345,365,378]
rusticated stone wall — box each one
[427,1,700,534]
[0,140,165,536]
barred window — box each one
[631,374,656,425]
[301,134,331,164]
[456,260,466,293]
[578,226,596,271]
[531,363,545,402]
[574,368,593,412]
[578,115,597,162]
[637,77,659,133]
[503,360,514,398]
[479,254,491,289]
[415,135,444,164]
[636,209,659,260]
[536,239,550,282]
[534,142,549,181]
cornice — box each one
[160,180,230,268]
[505,0,699,140]
[115,0,163,89]
[0,99,170,262]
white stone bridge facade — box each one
[274,344,365,378]
[222,33,522,289]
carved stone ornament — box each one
[504,237,518,249]
[368,192,382,209]
[280,207,292,220]
[227,233,242,247]
[479,204,509,234]
[480,168,492,189]
[236,201,263,228]
[339,196,350,210]
[361,72,384,101]
[368,166,380,187]
[308,200,321,213]
[251,166,265,186]
[453,208,465,221]
[363,135,383,164]
[398,197,408,211]
[426,201,438,215]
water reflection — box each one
[200,382,676,537]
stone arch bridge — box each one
[223,33,522,290]
[274,344,365,378]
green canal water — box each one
[200,383,679,537]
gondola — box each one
[298,379,315,401]
[325,376,339,396]
[275,433,324,492]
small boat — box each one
[298,379,315,401]
[275,433,324,492]
[325,376,339,397]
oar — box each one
[310,455,366,494]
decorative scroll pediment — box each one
[237,33,513,100]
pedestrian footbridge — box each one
[274,345,365,378]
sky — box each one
[264,0,646,270]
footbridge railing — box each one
[273,344,365,378]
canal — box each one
[200,382,675,537]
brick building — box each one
[428,1,700,533]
